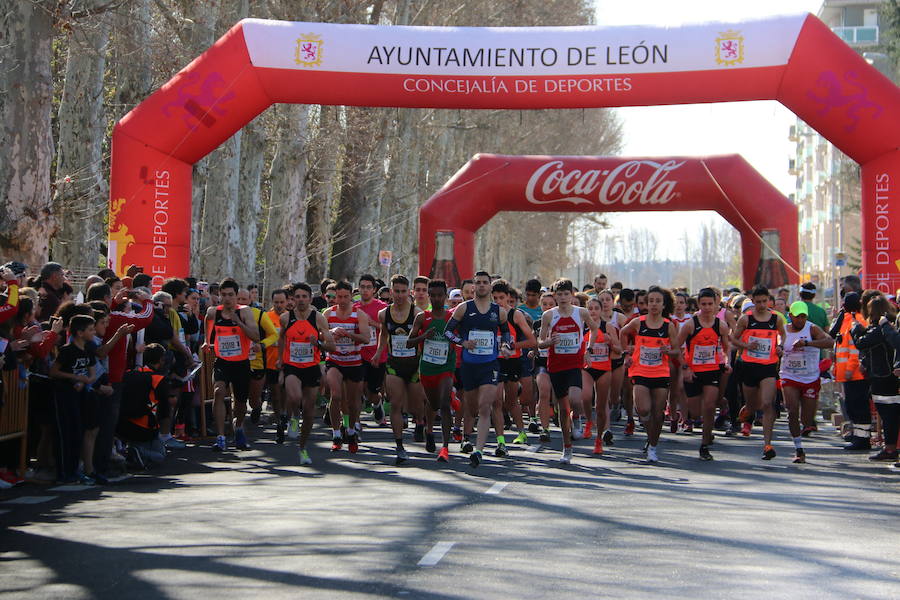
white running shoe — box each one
[646,446,659,463]
[560,447,573,465]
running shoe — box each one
[234,429,249,450]
[737,405,752,423]
[437,447,450,462]
[646,446,659,463]
[212,435,226,452]
[164,436,186,449]
[624,420,635,436]
[395,446,409,465]
[276,417,286,445]
[741,422,752,437]
[512,431,528,445]
[793,448,806,464]
[287,417,299,440]
[571,422,583,440]
[348,433,359,454]
[699,445,713,461]
[869,449,899,461]
[425,432,436,453]
[331,437,342,452]
[495,443,508,458]
[762,445,776,460]
[593,438,603,455]
[582,420,593,440]
[713,413,728,430]
[603,430,614,446]
[539,431,551,444]
[414,423,425,442]
[469,450,482,467]
[461,439,474,454]
[373,402,384,424]
[250,406,262,424]
[127,446,146,470]
[682,420,694,434]
[560,447,573,465]
[801,426,815,438]
[528,420,541,433]
[299,449,312,465]
[452,427,463,443]
[79,473,96,486]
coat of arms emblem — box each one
[715,30,744,67]
[295,34,323,67]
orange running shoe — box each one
[624,420,635,436]
[738,406,752,423]
[741,422,752,437]
[593,438,603,455]
[437,447,450,462]
[583,420,593,440]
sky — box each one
[591,0,825,260]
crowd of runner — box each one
[0,261,898,487]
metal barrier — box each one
[0,369,28,475]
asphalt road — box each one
[2,414,898,600]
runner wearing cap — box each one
[780,301,833,463]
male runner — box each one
[406,279,456,461]
[324,281,371,453]
[731,285,786,460]
[676,288,731,460]
[444,271,513,467]
[460,279,475,301]
[538,278,598,464]
[373,275,423,465]
[277,282,336,465]
[413,276,431,312]
[265,288,289,443]
[492,280,537,446]
[203,278,261,452]
[236,288,279,429]
[356,274,389,426]
[780,301,832,462]
[518,279,544,322]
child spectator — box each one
[49,314,96,484]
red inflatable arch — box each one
[108,14,900,290]
[419,154,799,290]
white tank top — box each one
[779,321,820,384]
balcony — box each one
[833,26,879,45]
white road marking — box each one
[1,496,57,505]
[485,481,508,495]
[526,444,541,454]
[417,541,455,566]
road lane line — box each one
[525,444,541,454]
[417,541,455,566]
[485,482,508,495]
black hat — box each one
[1,261,28,275]
[843,291,861,312]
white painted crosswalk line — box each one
[485,481,508,495]
[417,541,455,566]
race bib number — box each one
[554,332,581,354]
[538,347,549,358]
[423,339,450,364]
[783,355,808,375]
[691,344,717,366]
[639,345,663,367]
[747,336,773,360]
[366,327,378,347]
[217,334,242,358]
[289,341,313,364]
[249,345,257,361]
[391,335,416,358]
[468,330,495,356]
[589,342,609,363]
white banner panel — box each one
[242,15,807,76]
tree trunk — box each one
[261,104,308,292]
[0,2,56,267]
[112,0,152,119]
[306,105,340,281]
[236,115,266,285]
[51,11,111,271]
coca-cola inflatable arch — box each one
[420,154,799,290]
[109,14,899,290]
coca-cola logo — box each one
[524,159,685,206]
